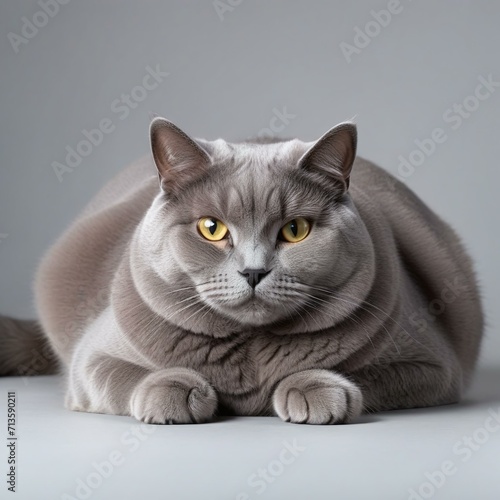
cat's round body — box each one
[34,122,483,423]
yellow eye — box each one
[280,218,310,243]
[197,217,229,241]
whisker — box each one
[179,303,212,328]
[304,300,379,358]
[293,284,401,355]
[295,301,324,332]
[308,284,432,354]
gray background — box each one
[4,1,498,364]
[1,2,500,500]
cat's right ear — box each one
[150,118,211,195]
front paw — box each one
[272,369,363,424]
[130,368,217,424]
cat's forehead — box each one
[202,138,310,171]
[189,138,329,224]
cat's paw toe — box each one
[130,368,217,424]
[273,369,363,424]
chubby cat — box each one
[0,118,483,424]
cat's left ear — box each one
[150,117,211,195]
[298,122,357,191]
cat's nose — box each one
[238,268,271,288]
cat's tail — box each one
[0,316,59,376]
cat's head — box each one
[133,118,375,334]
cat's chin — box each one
[213,297,281,327]
[236,311,275,327]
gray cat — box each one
[0,118,483,424]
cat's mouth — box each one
[197,278,309,326]
[204,289,292,326]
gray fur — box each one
[0,317,57,376]
[1,118,483,424]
